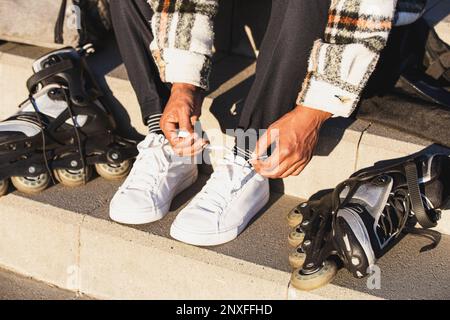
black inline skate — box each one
[0,45,138,196]
[287,154,450,291]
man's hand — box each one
[251,106,331,179]
[160,83,208,156]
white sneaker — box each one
[170,153,270,246]
[109,133,198,225]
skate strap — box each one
[404,161,438,229]
[55,0,68,44]
[26,59,74,93]
[426,52,450,81]
[405,226,441,252]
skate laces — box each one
[120,134,171,193]
[193,150,254,214]
[338,176,429,244]
[385,187,441,250]
[380,188,411,238]
[341,178,411,241]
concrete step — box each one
[1,40,449,235]
[0,175,449,299]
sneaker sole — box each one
[109,170,198,225]
[170,190,270,246]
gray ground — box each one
[0,268,91,300]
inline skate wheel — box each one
[288,226,305,247]
[289,247,306,269]
[287,205,304,228]
[95,160,132,181]
[0,179,9,196]
[54,166,92,187]
[291,260,337,291]
[11,174,50,194]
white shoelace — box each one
[194,153,254,214]
[120,134,170,194]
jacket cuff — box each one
[297,40,381,118]
[296,75,358,118]
[153,48,212,90]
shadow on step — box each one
[86,36,144,141]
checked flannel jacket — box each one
[147,0,427,117]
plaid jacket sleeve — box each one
[297,0,399,117]
[148,0,219,90]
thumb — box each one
[179,110,194,134]
[190,115,200,129]
[252,128,278,160]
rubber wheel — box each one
[95,160,131,181]
[11,174,50,194]
[291,260,338,291]
[289,247,306,269]
[0,179,9,196]
[287,205,304,228]
[54,166,92,187]
[288,226,305,248]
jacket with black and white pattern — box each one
[147,0,427,117]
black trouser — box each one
[110,0,402,145]
[109,0,331,128]
[110,0,170,123]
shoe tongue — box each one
[222,153,249,168]
[211,153,253,186]
[193,154,252,213]
[138,133,188,166]
[138,133,167,150]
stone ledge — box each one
[0,194,383,300]
[1,175,450,300]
